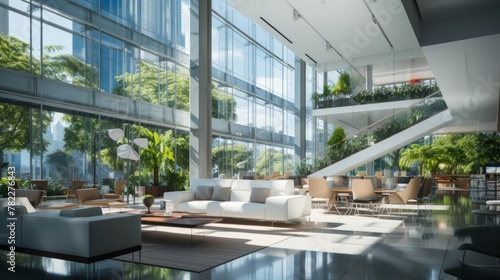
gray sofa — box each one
[0,199,141,263]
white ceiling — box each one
[229,0,500,134]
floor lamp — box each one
[111,129,148,202]
[92,128,125,187]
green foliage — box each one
[161,168,188,191]
[212,143,254,177]
[255,149,293,176]
[0,178,9,197]
[163,130,190,171]
[47,179,64,196]
[143,194,154,198]
[140,128,175,185]
[127,171,150,195]
[332,71,352,97]
[353,84,439,105]
[0,103,53,177]
[327,127,346,146]
[213,88,238,121]
[325,127,351,164]
[0,34,39,74]
[399,143,445,176]
[295,162,313,175]
[112,61,236,120]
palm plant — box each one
[140,128,175,186]
[399,143,445,175]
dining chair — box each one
[307,178,339,214]
[347,179,382,215]
[389,178,422,205]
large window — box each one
[0,0,304,184]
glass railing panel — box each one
[314,83,440,109]
[301,91,446,173]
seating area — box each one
[0,200,141,263]
[2,178,495,279]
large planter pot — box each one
[144,185,162,197]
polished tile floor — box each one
[0,189,487,279]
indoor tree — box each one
[140,128,175,186]
[399,143,445,176]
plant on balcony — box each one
[353,83,440,105]
[312,85,333,108]
[332,71,352,98]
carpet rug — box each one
[114,222,300,272]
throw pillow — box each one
[195,185,214,200]
[211,186,232,201]
[249,188,271,203]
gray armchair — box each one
[14,189,45,207]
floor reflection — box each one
[0,191,478,279]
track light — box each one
[326,41,334,52]
[372,15,378,25]
[292,9,301,21]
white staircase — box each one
[309,109,453,178]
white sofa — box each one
[0,198,141,263]
[163,179,311,221]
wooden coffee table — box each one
[138,212,223,245]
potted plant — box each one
[310,91,321,109]
[142,194,155,214]
[140,128,174,193]
[160,167,188,192]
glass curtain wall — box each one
[211,0,298,179]
[0,0,191,196]
[0,0,309,196]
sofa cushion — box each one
[3,205,29,215]
[178,200,220,213]
[219,201,266,220]
[195,186,214,200]
[249,188,271,203]
[60,206,103,217]
[211,186,231,201]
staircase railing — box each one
[296,90,447,175]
